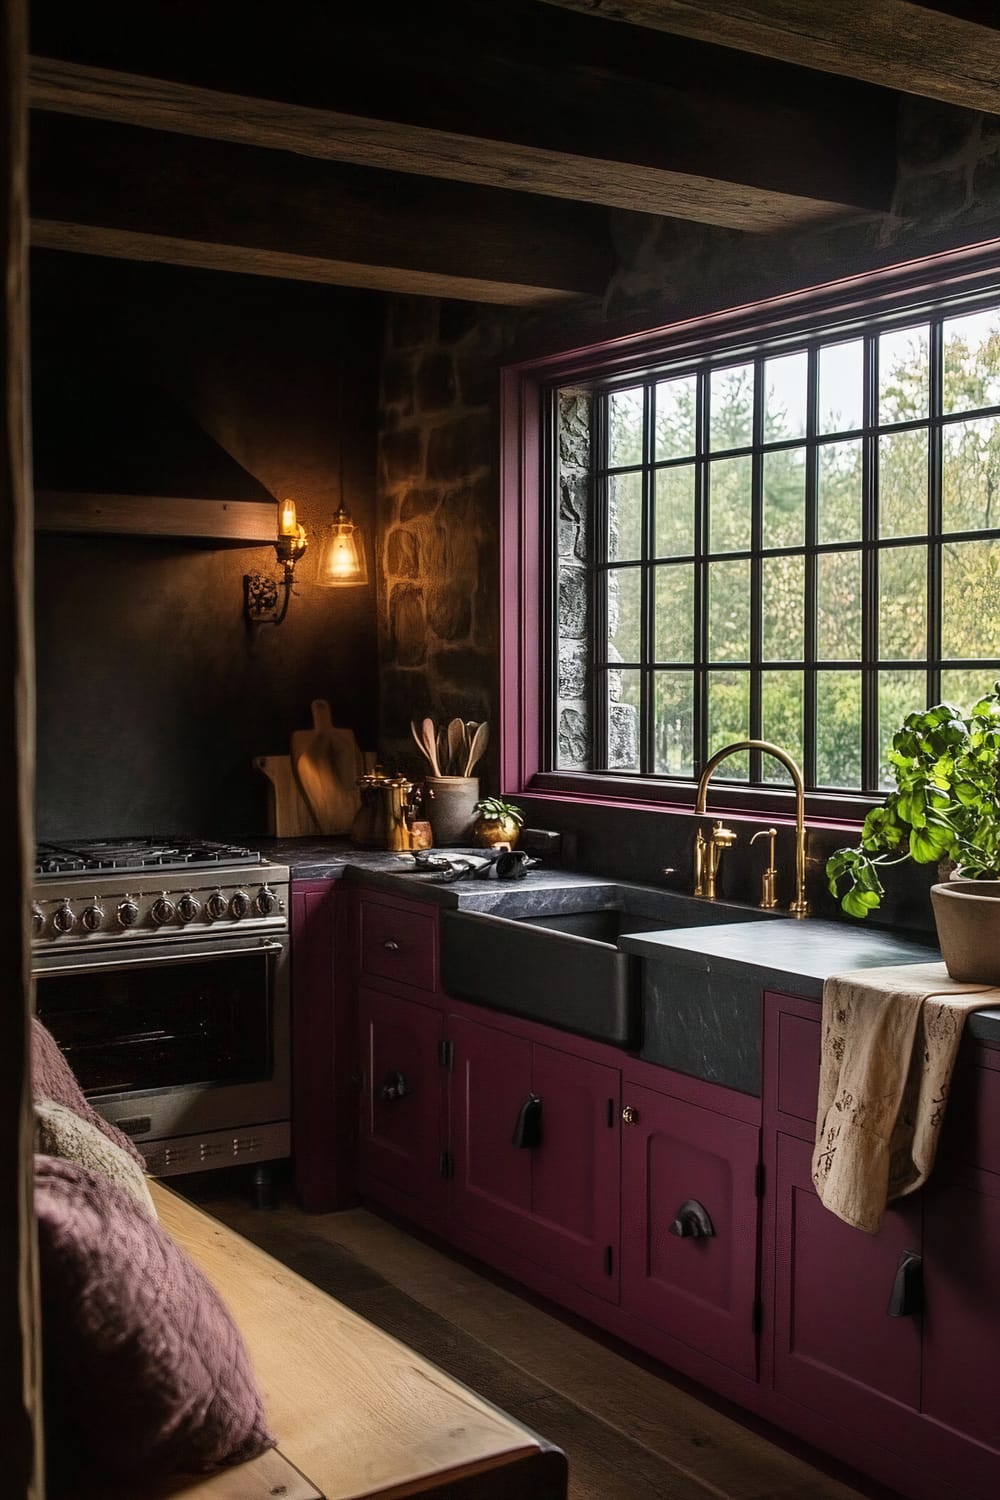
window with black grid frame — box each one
[554,301,1000,795]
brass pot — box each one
[472,815,521,849]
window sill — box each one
[514,772,871,833]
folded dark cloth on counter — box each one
[811,962,1000,1233]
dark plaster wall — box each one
[32,252,381,840]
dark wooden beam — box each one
[34,493,280,541]
[28,114,611,305]
[26,17,896,232]
[538,0,1000,115]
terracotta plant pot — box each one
[930,879,1000,984]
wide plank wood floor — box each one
[181,1173,873,1500]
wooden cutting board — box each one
[290,699,363,835]
[254,755,320,838]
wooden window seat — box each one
[147,1181,568,1500]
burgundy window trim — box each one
[499,235,1000,832]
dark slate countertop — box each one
[620,920,1000,1044]
[259,836,1000,1044]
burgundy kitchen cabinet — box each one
[357,985,447,1217]
[620,1076,760,1379]
[291,879,356,1212]
[763,988,1000,1500]
[448,1007,621,1302]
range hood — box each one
[32,364,278,543]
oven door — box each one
[33,932,290,1155]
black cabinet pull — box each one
[379,1070,410,1102]
[669,1199,715,1239]
[512,1093,543,1148]
[887,1250,923,1317]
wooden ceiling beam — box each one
[28,52,892,233]
[538,0,1000,115]
[28,114,612,306]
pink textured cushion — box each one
[36,1155,275,1485]
[30,1015,146,1167]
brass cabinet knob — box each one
[621,1105,638,1125]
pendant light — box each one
[314,350,368,588]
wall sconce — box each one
[243,498,309,626]
[243,495,368,624]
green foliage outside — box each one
[602,308,1000,788]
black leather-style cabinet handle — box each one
[379,1070,410,1102]
[669,1199,716,1239]
[512,1093,543,1148]
[887,1250,923,1317]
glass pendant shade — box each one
[314,505,368,587]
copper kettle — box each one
[351,768,428,851]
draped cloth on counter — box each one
[811,962,1000,1234]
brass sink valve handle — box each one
[750,827,779,909]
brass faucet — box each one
[693,819,738,900]
[694,739,810,917]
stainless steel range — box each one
[31,838,290,1179]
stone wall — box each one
[376,297,519,783]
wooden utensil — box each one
[253,755,319,837]
[447,718,466,777]
[291,699,363,835]
[465,721,489,776]
[437,725,450,775]
[421,717,441,776]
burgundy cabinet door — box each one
[357,986,446,1212]
[621,1082,760,1378]
[449,1013,533,1249]
[922,1174,1000,1462]
[772,1132,921,1445]
[519,1041,621,1302]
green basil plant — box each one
[827,684,1000,918]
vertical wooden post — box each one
[0,0,42,1493]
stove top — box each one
[35,837,262,878]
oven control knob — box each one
[177,894,201,923]
[31,903,45,936]
[53,901,76,934]
[81,904,105,932]
[229,890,251,919]
[151,895,176,926]
[255,886,277,916]
[117,898,140,929]
[206,890,228,921]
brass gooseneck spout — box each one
[695,739,809,918]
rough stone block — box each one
[432,645,493,688]
[400,487,440,522]
[382,354,417,408]
[423,522,449,579]
[558,707,589,768]
[427,583,472,641]
[609,701,638,769]
[417,352,457,412]
[426,414,492,481]
[386,527,420,578]
[558,641,589,700]
[389,582,427,667]
[898,98,980,172]
[380,428,424,486]
[558,566,588,640]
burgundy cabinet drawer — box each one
[940,1047,1000,1177]
[774,1008,821,1126]
[359,898,438,993]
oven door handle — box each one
[35,940,285,977]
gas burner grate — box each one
[35,837,262,878]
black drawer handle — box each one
[669,1199,715,1239]
[512,1093,542,1149]
[382,938,401,951]
[379,1070,410,1102]
[887,1250,923,1317]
